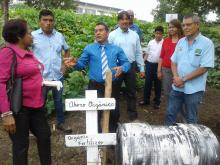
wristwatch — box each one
[181,76,187,83]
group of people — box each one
[139,15,214,126]
[65,10,144,132]
[0,8,215,165]
[139,19,183,109]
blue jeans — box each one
[43,78,64,125]
[165,89,204,125]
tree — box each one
[151,0,176,21]
[1,1,3,14]
[1,0,9,23]
[25,0,77,10]
[152,0,220,21]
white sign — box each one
[65,90,116,165]
[65,98,115,111]
[166,14,178,22]
[65,133,116,147]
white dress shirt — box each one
[145,39,163,63]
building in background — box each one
[10,0,122,16]
[75,0,121,16]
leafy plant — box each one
[201,24,220,87]
[63,70,88,98]
[4,7,220,92]
[45,70,88,114]
[24,0,77,10]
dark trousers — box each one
[88,80,120,133]
[9,107,51,165]
[118,62,137,120]
[43,77,64,125]
[143,61,161,105]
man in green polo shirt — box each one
[165,14,215,125]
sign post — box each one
[102,70,112,165]
[65,90,116,165]
[165,14,178,22]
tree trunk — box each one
[1,1,4,14]
[3,0,9,23]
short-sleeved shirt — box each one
[160,37,178,68]
[145,39,163,63]
[32,29,69,80]
[171,33,215,94]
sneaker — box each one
[139,101,150,106]
[29,132,34,137]
[56,123,72,133]
[153,104,160,109]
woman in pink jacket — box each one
[0,19,51,165]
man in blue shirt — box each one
[32,9,72,133]
[113,10,142,41]
[127,10,142,41]
[65,22,130,132]
[165,15,215,125]
[108,11,145,121]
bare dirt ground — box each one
[0,87,220,165]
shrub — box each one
[5,7,220,93]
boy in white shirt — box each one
[139,26,164,109]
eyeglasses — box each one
[182,22,194,27]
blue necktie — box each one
[101,45,109,80]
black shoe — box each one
[139,101,150,106]
[57,123,72,133]
[153,104,160,109]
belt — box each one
[147,61,158,65]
